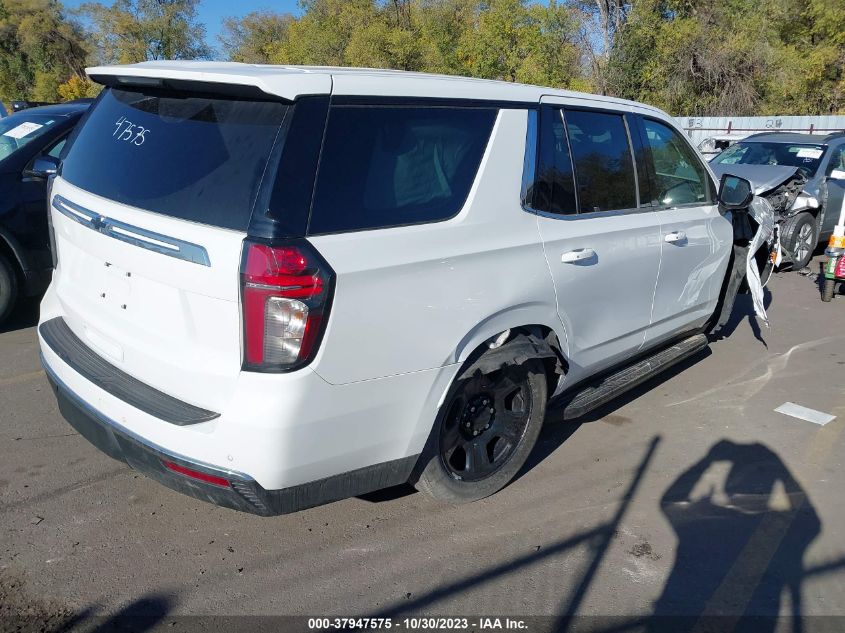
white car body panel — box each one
[645,205,733,346]
[47,178,246,413]
[536,211,662,377]
[309,110,561,385]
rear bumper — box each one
[46,360,277,515]
[45,361,419,516]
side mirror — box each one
[23,155,59,179]
[718,174,753,210]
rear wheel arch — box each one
[454,322,567,401]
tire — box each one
[0,253,18,326]
[822,278,835,302]
[413,353,547,503]
[782,212,818,270]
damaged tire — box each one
[782,212,818,270]
[413,346,547,503]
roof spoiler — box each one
[87,72,291,102]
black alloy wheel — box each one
[439,367,533,482]
[413,350,547,504]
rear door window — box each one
[641,118,712,206]
[61,87,289,231]
[530,107,577,215]
[308,106,497,234]
[564,110,638,213]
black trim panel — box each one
[40,317,219,426]
[44,362,419,516]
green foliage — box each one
[57,73,100,99]
[606,0,845,115]
[2,0,843,115]
[0,0,89,102]
[221,0,586,89]
[81,0,212,64]
[219,10,293,64]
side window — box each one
[828,145,845,180]
[565,110,637,213]
[308,106,497,234]
[712,143,748,165]
[530,107,576,214]
[46,136,67,159]
[641,118,712,206]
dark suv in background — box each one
[0,101,90,324]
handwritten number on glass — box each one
[113,116,147,146]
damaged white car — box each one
[711,132,845,269]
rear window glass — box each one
[565,110,637,213]
[308,106,497,234]
[61,87,288,231]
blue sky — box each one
[63,0,305,53]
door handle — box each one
[664,231,687,243]
[561,248,596,263]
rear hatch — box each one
[48,85,290,412]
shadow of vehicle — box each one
[358,483,417,503]
[521,348,710,480]
[58,594,172,633]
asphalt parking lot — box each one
[1,254,844,632]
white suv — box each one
[39,62,741,515]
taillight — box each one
[240,240,334,372]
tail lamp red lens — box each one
[162,460,230,488]
[241,240,334,371]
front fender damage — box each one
[712,196,776,332]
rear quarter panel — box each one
[308,109,563,385]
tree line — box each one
[1,0,843,115]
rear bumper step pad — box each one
[39,317,219,426]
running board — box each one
[561,334,709,420]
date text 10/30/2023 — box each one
[307,617,529,630]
